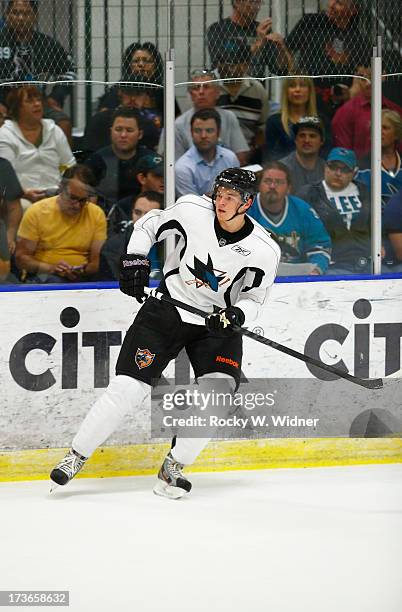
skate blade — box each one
[153,479,187,500]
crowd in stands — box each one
[1,0,402,286]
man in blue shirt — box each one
[175,108,239,198]
[248,161,331,275]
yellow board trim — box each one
[1,438,402,482]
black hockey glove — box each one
[119,253,150,303]
[205,306,245,337]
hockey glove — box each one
[119,253,150,303]
[205,306,245,337]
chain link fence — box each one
[1,1,401,118]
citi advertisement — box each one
[1,279,401,449]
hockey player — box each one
[50,168,280,498]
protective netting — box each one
[0,1,400,113]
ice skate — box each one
[153,452,192,499]
[50,449,87,491]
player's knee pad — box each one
[107,375,150,415]
[196,371,236,393]
[72,375,150,457]
[196,372,236,419]
[171,375,236,466]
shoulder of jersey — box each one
[248,216,281,256]
[167,194,213,215]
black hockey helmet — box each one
[212,168,258,206]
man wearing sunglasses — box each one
[297,147,371,275]
[15,165,106,283]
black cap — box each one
[135,153,164,176]
[292,116,325,138]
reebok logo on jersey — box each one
[231,245,251,256]
[135,348,155,369]
[216,355,239,369]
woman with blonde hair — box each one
[263,77,329,161]
[357,109,402,207]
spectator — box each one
[98,190,163,281]
[357,109,402,207]
[15,165,106,283]
[43,95,73,145]
[107,153,165,236]
[383,188,402,272]
[0,0,76,108]
[98,41,180,117]
[162,69,249,165]
[0,156,23,282]
[280,116,326,193]
[332,64,402,159]
[248,161,331,275]
[122,41,163,83]
[285,0,368,117]
[263,77,325,161]
[135,153,164,194]
[0,156,22,253]
[84,107,154,214]
[207,0,290,79]
[0,102,7,127]
[215,38,269,162]
[0,85,75,209]
[175,109,239,198]
[85,76,162,153]
[298,148,371,275]
[382,49,402,109]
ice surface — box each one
[1,464,401,612]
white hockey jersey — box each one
[127,194,281,325]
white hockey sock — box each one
[171,372,235,466]
[72,375,150,458]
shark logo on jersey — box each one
[186,254,230,291]
[135,348,155,369]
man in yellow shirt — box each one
[16,165,106,283]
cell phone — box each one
[44,187,59,197]
[71,265,84,271]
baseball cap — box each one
[215,38,251,65]
[326,147,357,170]
[293,116,325,138]
[135,153,164,176]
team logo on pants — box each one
[135,348,155,369]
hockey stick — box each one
[144,287,383,390]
